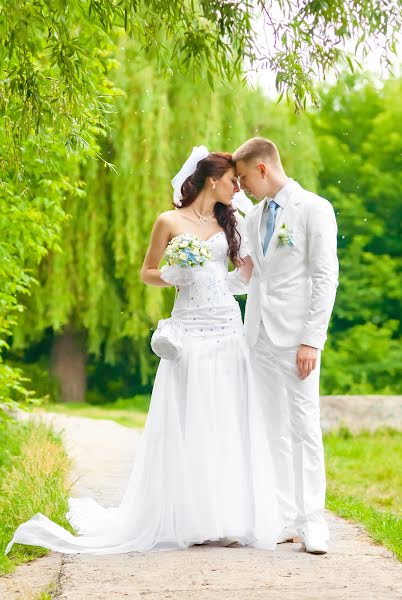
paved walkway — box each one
[1,412,401,599]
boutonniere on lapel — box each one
[278,223,294,246]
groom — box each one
[233,137,338,554]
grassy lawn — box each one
[34,397,149,429]
[324,427,402,561]
[0,418,73,575]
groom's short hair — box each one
[233,137,281,165]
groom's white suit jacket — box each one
[244,180,339,350]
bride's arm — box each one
[141,214,172,286]
[227,255,254,295]
[141,213,197,287]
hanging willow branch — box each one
[1,0,400,168]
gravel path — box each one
[2,411,402,600]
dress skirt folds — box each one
[6,231,281,555]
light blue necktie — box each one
[262,200,279,255]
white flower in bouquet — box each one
[163,234,212,268]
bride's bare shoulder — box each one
[151,211,182,237]
[158,209,177,219]
[155,210,183,226]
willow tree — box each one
[11,40,319,401]
[1,1,400,412]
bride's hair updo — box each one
[176,152,241,266]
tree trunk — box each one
[51,329,87,403]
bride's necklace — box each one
[192,205,214,228]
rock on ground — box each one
[320,395,402,432]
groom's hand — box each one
[297,345,318,379]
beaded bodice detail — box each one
[173,232,237,311]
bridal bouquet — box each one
[155,234,212,358]
[163,234,212,268]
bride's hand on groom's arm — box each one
[296,344,318,379]
[227,255,253,295]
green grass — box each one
[0,418,73,575]
[324,427,402,561]
[34,397,149,429]
[33,582,58,599]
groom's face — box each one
[236,159,269,200]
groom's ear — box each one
[257,162,268,178]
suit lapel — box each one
[251,200,266,269]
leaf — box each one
[207,69,215,91]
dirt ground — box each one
[1,410,401,600]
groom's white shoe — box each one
[218,537,239,547]
[298,528,328,554]
[277,527,299,544]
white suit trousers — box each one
[251,322,329,539]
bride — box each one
[5,147,281,556]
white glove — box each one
[227,268,249,295]
[160,264,198,286]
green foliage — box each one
[0,2,118,170]
[0,134,86,413]
[313,75,402,394]
[265,0,401,109]
[2,0,399,154]
[321,322,402,394]
[0,0,120,416]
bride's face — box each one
[213,168,240,205]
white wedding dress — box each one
[6,227,281,556]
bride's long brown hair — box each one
[175,152,241,266]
